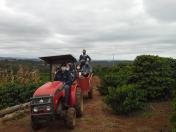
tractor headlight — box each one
[46,106,51,111]
[33,107,38,113]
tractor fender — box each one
[69,83,77,106]
[56,97,64,115]
[53,90,65,111]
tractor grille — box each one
[31,96,52,105]
[31,96,54,114]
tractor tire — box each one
[56,99,65,118]
[65,107,76,129]
[76,87,83,117]
[31,120,41,131]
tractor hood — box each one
[33,81,64,97]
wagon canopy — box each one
[40,54,77,64]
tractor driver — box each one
[66,63,76,82]
[79,49,91,69]
[54,63,72,107]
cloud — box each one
[143,0,176,22]
[0,0,175,60]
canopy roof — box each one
[40,54,77,64]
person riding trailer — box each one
[79,49,92,74]
[79,49,91,68]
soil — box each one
[0,76,173,132]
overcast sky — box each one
[0,0,176,60]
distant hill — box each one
[0,57,17,61]
[0,57,133,67]
[0,57,40,61]
[91,60,133,67]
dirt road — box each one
[0,76,173,132]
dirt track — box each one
[0,76,173,132]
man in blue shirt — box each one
[54,63,72,106]
[66,63,76,82]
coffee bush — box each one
[105,84,146,114]
[131,55,176,101]
[0,83,43,109]
[97,64,132,95]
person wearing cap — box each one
[79,49,91,69]
[54,63,72,107]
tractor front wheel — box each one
[65,107,76,129]
[31,120,41,131]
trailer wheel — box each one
[76,87,83,117]
[88,77,93,99]
[65,107,76,129]
[88,87,93,99]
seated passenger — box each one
[66,63,76,82]
[54,63,72,107]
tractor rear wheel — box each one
[65,107,76,129]
[76,87,83,117]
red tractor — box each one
[30,55,93,130]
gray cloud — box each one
[143,0,176,22]
[0,0,176,60]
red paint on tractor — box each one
[33,81,64,96]
[69,82,77,106]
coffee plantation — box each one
[94,55,176,117]
[105,84,145,114]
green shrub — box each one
[98,81,109,95]
[95,55,176,118]
[105,84,146,114]
[0,83,43,110]
[98,64,132,95]
[131,55,176,101]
